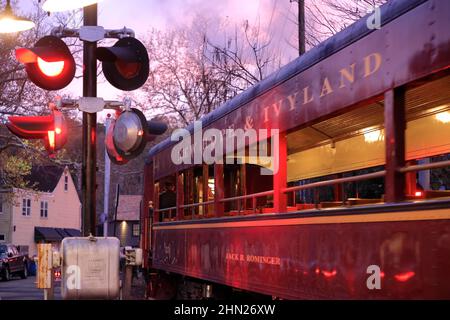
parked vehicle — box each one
[0,244,29,281]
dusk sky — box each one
[17,0,299,120]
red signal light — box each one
[15,36,75,91]
[48,130,56,149]
[37,57,65,77]
[105,116,129,165]
[6,109,67,155]
[415,191,423,197]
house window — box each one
[132,223,140,237]
[40,201,48,218]
[0,196,3,214]
[0,234,5,242]
[64,175,69,192]
[22,198,31,216]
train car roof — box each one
[146,0,427,164]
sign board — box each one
[61,237,120,300]
[37,243,53,289]
[125,248,143,266]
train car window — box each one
[222,136,274,215]
[156,175,176,221]
[403,75,450,201]
[286,98,386,210]
[180,165,215,219]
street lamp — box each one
[42,0,104,13]
[0,0,35,33]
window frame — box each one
[132,223,140,237]
[22,198,31,216]
[40,201,48,218]
[64,175,69,192]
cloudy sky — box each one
[16,0,300,119]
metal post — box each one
[214,164,224,217]
[418,158,430,190]
[298,0,305,55]
[82,4,98,236]
[291,0,306,56]
[123,265,133,300]
[103,116,111,237]
[113,184,120,238]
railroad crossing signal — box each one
[106,108,167,164]
[15,36,76,91]
[96,37,149,91]
[15,35,150,92]
[6,108,67,156]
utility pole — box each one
[291,0,306,56]
[103,115,112,237]
[82,4,98,236]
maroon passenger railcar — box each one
[141,0,450,299]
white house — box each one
[0,166,81,256]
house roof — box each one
[116,195,142,221]
[25,165,66,193]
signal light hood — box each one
[96,37,149,91]
[16,36,72,63]
[15,36,76,91]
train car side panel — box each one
[152,208,450,299]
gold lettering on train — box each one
[364,52,382,78]
[339,63,356,88]
[226,252,281,266]
[272,99,283,117]
[287,92,298,111]
[262,52,382,122]
[303,85,314,104]
[320,77,334,97]
[263,106,270,123]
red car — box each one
[0,244,29,281]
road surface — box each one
[0,276,61,300]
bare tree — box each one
[287,0,388,50]
[139,25,228,126]
[137,16,282,127]
[206,18,282,93]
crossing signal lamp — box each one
[15,36,76,91]
[106,108,167,164]
[15,35,149,92]
[6,108,67,156]
[96,37,149,91]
